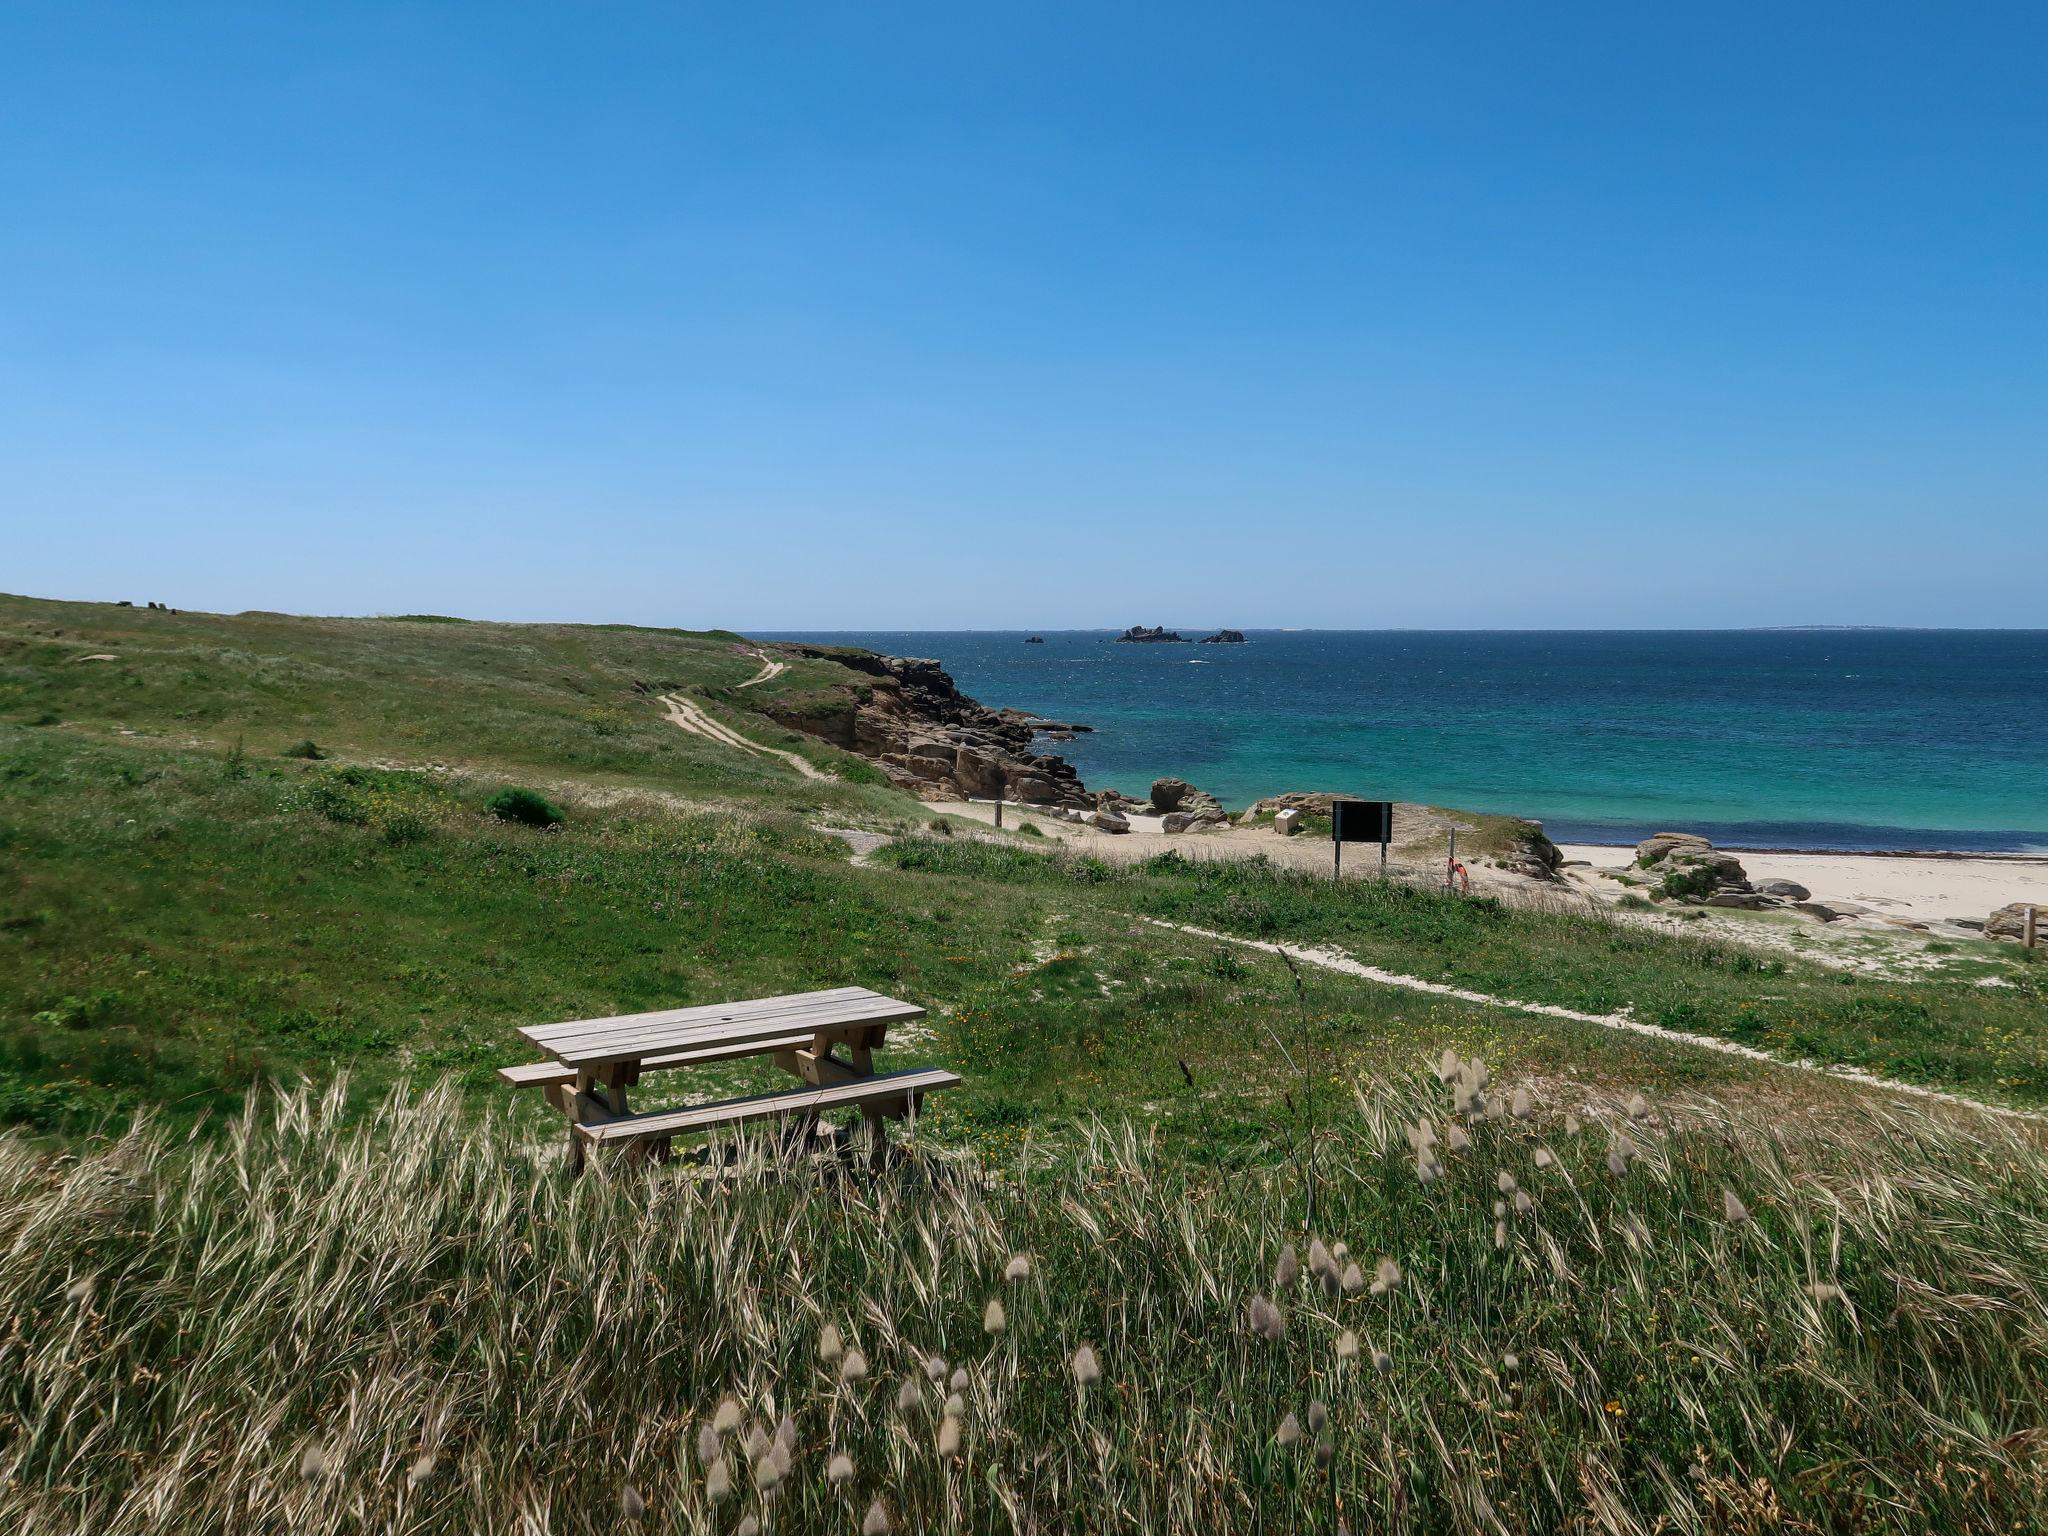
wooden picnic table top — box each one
[518,986,924,1070]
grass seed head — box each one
[863,1497,890,1536]
[1533,1146,1554,1169]
[937,1413,963,1460]
[1276,1411,1301,1448]
[1722,1188,1750,1223]
[697,1424,723,1468]
[744,1426,771,1462]
[896,1378,921,1414]
[1627,1093,1650,1121]
[1274,1244,1300,1291]
[828,1452,855,1489]
[949,1366,969,1393]
[944,1392,966,1418]
[1248,1294,1284,1343]
[1496,1169,1517,1194]
[819,1322,844,1365]
[621,1483,646,1521]
[1308,1237,1332,1277]
[1308,1401,1329,1434]
[840,1349,868,1383]
[1336,1329,1360,1361]
[713,1397,742,1435]
[1437,1048,1460,1082]
[1341,1261,1366,1294]
[1372,1256,1401,1294]
[753,1454,782,1492]
[64,1276,94,1306]
[706,1460,733,1505]
[1511,1087,1532,1120]
[1446,1123,1470,1153]
[1807,1282,1844,1303]
[1372,1345,1393,1372]
[407,1452,435,1488]
[924,1354,948,1383]
[737,1517,760,1536]
[1071,1344,1101,1386]
[1513,1190,1533,1216]
[1494,1220,1507,1250]
[299,1443,328,1482]
[984,1297,1007,1335]
[1316,1433,1336,1469]
[775,1415,796,1453]
[1003,1253,1032,1283]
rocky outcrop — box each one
[1634,833,1757,904]
[764,646,1095,810]
[1151,777,1228,831]
[1198,629,1247,644]
[1986,903,2039,941]
[1116,626,1189,643]
[1242,791,1343,820]
[1024,636,1045,644]
[1756,878,1811,901]
[1500,824,1565,882]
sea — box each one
[761,630,2048,854]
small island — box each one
[1198,629,1246,644]
[1116,625,1190,643]
[1023,635,1045,644]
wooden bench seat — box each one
[496,1031,819,1090]
[574,1066,960,1148]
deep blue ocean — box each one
[763,631,2048,852]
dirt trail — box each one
[1142,917,2045,1125]
[657,693,830,781]
[735,650,788,689]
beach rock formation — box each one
[1499,825,1566,882]
[1986,903,2039,941]
[1116,625,1189,643]
[1633,832,1757,904]
[763,645,1095,810]
[1090,808,1132,833]
[1756,878,1812,901]
[1151,777,1228,831]
[1242,791,1343,820]
[1198,629,1247,644]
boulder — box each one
[1010,774,1061,804]
[1162,810,1226,834]
[1986,903,2040,942]
[1500,823,1566,882]
[1705,891,1773,910]
[1150,777,1226,818]
[1635,832,1714,865]
[1756,878,1811,901]
[1793,902,1843,923]
[953,746,1009,800]
[1090,809,1131,834]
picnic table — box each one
[499,986,959,1171]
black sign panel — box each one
[1331,799,1392,844]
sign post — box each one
[1331,799,1394,883]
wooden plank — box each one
[543,1003,921,1069]
[576,1068,960,1146]
[530,995,920,1058]
[497,1031,826,1090]
[520,987,881,1047]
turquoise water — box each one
[766,631,2048,852]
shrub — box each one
[1659,863,1718,902]
[1016,821,1043,838]
[280,739,326,760]
[926,817,954,836]
[485,787,565,829]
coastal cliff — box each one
[760,644,1095,809]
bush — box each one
[280,739,326,760]
[1016,821,1043,838]
[1659,863,1719,902]
[486,787,565,829]
[926,817,954,836]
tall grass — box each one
[5,1071,2046,1533]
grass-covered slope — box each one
[6,1072,2045,1534]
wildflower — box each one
[1274,1244,1300,1291]
[840,1349,868,1383]
[713,1397,743,1435]
[407,1452,436,1488]
[984,1298,1007,1335]
[1533,1146,1554,1169]
[1276,1411,1301,1448]
[1370,1256,1400,1296]
[1004,1253,1032,1283]
[1513,1191,1533,1216]
[896,1378,921,1413]
[1511,1088,1531,1120]
[1445,1123,1470,1153]
[1340,1261,1365,1294]
[621,1483,646,1521]
[697,1423,723,1468]
[1335,1329,1360,1361]
[1307,1401,1329,1435]
[923,1354,948,1383]
[1371,1345,1393,1372]
[819,1322,844,1365]
[937,1413,962,1460]
[1496,1169,1517,1194]
[299,1443,328,1482]
[1071,1344,1102,1386]
[1626,1093,1649,1122]
[863,1498,891,1536]
[706,1461,733,1505]
[828,1452,855,1489]
[1721,1188,1750,1224]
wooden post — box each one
[2027,904,2040,950]
[1446,827,1458,892]
[993,798,1003,829]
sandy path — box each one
[735,650,788,689]
[1144,918,2044,1125]
[658,693,830,781]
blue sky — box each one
[4,3,2044,629]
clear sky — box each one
[4,3,2044,630]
